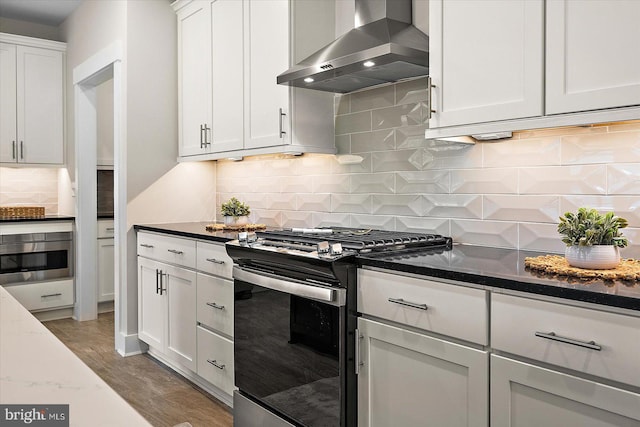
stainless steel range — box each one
[226,228,452,427]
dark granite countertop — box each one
[134,222,240,243]
[357,244,640,312]
[0,215,75,223]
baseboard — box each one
[147,348,234,408]
[116,332,147,357]
[98,300,114,313]
[32,307,74,322]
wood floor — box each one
[43,312,233,427]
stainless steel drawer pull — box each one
[535,331,602,351]
[355,329,363,375]
[206,258,225,264]
[41,293,62,298]
[140,244,154,248]
[167,249,184,255]
[388,298,428,311]
[206,302,225,310]
[207,359,225,370]
[106,227,114,231]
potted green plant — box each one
[557,207,628,269]
[220,197,251,226]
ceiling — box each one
[0,0,83,26]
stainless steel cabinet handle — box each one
[155,269,160,294]
[207,359,225,370]
[355,329,363,375]
[206,302,225,310]
[167,249,184,255]
[140,243,154,248]
[279,108,286,138]
[12,141,16,159]
[426,76,436,120]
[535,331,602,351]
[200,124,205,148]
[206,258,225,265]
[20,141,24,159]
[106,227,114,231]
[159,271,166,295]
[388,297,428,311]
[204,124,211,146]
[41,293,62,298]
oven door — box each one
[233,266,347,427]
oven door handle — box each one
[233,266,345,306]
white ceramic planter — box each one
[565,245,620,270]
[223,215,249,226]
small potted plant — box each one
[557,207,628,269]
[220,197,251,226]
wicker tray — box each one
[205,223,266,232]
[525,254,640,281]
[0,206,45,219]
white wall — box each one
[0,17,62,41]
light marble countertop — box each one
[0,287,151,426]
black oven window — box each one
[0,250,68,274]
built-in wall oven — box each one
[226,228,452,427]
[0,230,73,285]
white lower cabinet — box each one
[197,325,234,396]
[97,220,115,303]
[137,231,234,403]
[357,317,488,427]
[491,355,640,427]
[137,256,196,371]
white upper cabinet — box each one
[428,0,544,128]
[0,34,65,165]
[243,0,290,149]
[426,0,640,139]
[545,0,640,115]
[173,0,335,161]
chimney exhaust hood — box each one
[277,0,429,94]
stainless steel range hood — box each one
[277,0,428,94]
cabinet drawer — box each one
[196,241,232,278]
[197,326,235,396]
[491,293,640,387]
[137,232,196,268]
[358,269,488,345]
[4,279,74,311]
[197,273,233,337]
[97,220,114,238]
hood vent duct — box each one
[277,0,429,94]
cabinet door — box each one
[210,0,244,153]
[429,0,543,128]
[0,43,17,163]
[244,0,290,149]
[98,238,115,303]
[546,0,640,115]
[16,46,64,164]
[177,0,212,157]
[138,257,165,350]
[357,318,488,427]
[491,355,640,427]
[164,263,197,371]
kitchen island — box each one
[0,287,151,426]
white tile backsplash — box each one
[0,167,59,214]
[215,78,640,252]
